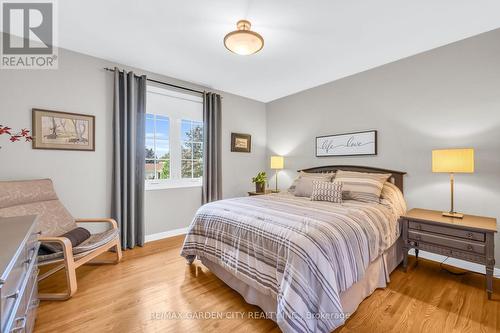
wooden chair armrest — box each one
[38,236,74,255]
[75,218,118,229]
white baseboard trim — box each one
[145,227,189,243]
[409,249,500,278]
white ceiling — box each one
[56,1,500,102]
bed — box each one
[181,165,407,333]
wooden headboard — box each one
[298,165,407,193]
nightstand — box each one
[400,208,497,299]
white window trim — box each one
[145,85,203,191]
[148,85,203,103]
[145,178,202,191]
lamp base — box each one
[442,211,464,219]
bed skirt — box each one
[200,236,403,319]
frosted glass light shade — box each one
[432,148,474,173]
[224,20,264,55]
[270,156,284,169]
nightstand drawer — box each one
[409,221,485,242]
[408,230,485,255]
[413,242,486,264]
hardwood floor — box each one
[35,236,500,333]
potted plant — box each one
[252,171,267,193]
[0,125,32,149]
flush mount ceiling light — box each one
[224,20,264,55]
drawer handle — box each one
[467,244,473,251]
[6,290,19,300]
[415,235,421,240]
[415,224,422,230]
[466,232,473,238]
[24,248,36,265]
[10,316,26,332]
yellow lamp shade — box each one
[432,148,474,173]
[270,156,284,169]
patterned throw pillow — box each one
[334,170,391,203]
[310,181,343,203]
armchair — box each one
[0,179,122,300]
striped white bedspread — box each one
[181,186,406,333]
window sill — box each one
[145,181,202,191]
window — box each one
[145,86,203,189]
[145,114,170,180]
[181,120,203,179]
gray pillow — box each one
[288,171,336,193]
[293,172,335,197]
[39,227,91,254]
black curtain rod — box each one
[104,67,205,95]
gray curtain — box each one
[202,92,222,204]
[111,67,147,249]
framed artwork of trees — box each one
[32,109,95,151]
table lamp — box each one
[270,156,284,192]
[432,148,474,218]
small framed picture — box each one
[32,109,95,151]
[231,133,251,153]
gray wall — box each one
[266,29,500,267]
[0,45,266,237]
[2,29,498,266]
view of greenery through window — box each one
[145,114,203,181]
[145,114,170,180]
[181,120,203,179]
